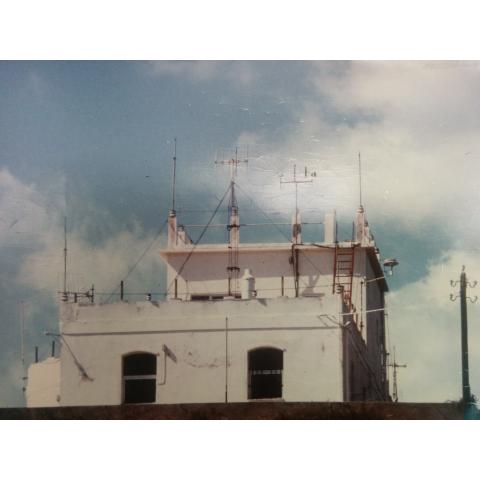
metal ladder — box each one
[333,245,356,310]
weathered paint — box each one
[25,357,60,408]
[26,208,389,407]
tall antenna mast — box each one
[63,216,67,301]
[215,146,248,297]
[171,138,177,213]
[358,151,363,208]
[20,301,25,368]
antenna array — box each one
[215,146,249,297]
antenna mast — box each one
[358,151,363,208]
[171,138,177,214]
[215,146,248,297]
[63,217,67,301]
[280,164,314,244]
[20,301,25,368]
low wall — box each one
[0,401,466,420]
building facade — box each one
[26,195,391,407]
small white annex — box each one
[26,188,391,407]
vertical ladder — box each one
[333,245,356,310]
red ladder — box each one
[333,245,356,311]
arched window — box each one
[248,347,283,400]
[122,352,157,404]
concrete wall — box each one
[163,245,339,300]
[365,257,387,396]
[57,296,344,407]
[2,402,465,420]
[25,357,60,408]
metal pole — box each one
[51,340,55,357]
[64,217,67,293]
[120,280,124,301]
[225,317,228,403]
[171,138,177,212]
[460,270,472,404]
[35,346,38,363]
[20,301,25,368]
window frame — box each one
[248,347,284,401]
[122,352,158,405]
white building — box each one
[26,169,392,407]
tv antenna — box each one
[280,164,315,244]
[387,347,407,402]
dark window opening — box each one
[123,353,157,404]
[248,348,283,399]
[191,294,241,301]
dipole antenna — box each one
[171,138,177,214]
[450,265,477,406]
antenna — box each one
[19,300,27,393]
[387,347,407,402]
[358,151,363,208]
[280,164,314,244]
[20,301,25,368]
[215,146,249,297]
[63,217,67,301]
[172,138,177,212]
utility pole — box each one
[450,266,477,405]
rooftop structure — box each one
[26,148,396,407]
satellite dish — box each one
[383,258,399,275]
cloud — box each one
[388,249,480,401]
[1,167,167,303]
[17,227,166,302]
[233,62,480,246]
[0,360,24,407]
[147,60,256,88]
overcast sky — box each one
[1,60,479,406]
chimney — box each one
[324,212,337,244]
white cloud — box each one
[147,60,255,87]
[238,62,480,245]
[0,168,166,302]
[0,168,62,250]
[0,360,24,407]
[388,249,480,402]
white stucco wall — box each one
[58,296,345,407]
[25,357,61,407]
[162,244,343,300]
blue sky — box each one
[1,61,480,406]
